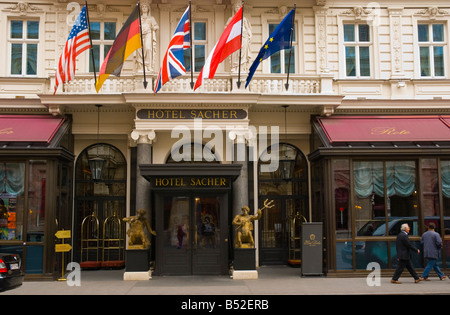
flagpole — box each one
[236,0,244,88]
[137,0,148,89]
[85,0,97,87]
[284,4,296,91]
[189,0,194,90]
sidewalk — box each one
[1,265,449,295]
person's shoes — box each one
[440,275,447,280]
[391,280,401,284]
[420,277,429,281]
[415,278,422,283]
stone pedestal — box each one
[123,248,151,280]
[232,248,258,279]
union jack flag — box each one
[154,6,190,93]
[54,5,91,94]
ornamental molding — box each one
[415,7,449,18]
[2,2,43,15]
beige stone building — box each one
[0,0,449,280]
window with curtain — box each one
[9,20,39,76]
[353,161,418,236]
[441,160,450,218]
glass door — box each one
[259,197,307,265]
[156,193,228,275]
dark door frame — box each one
[154,191,229,275]
[139,163,242,276]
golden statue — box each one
[123,209,156,249]
[232,199,274,248]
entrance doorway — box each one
[258,143,309,265]
[155,193,229,275]
[74,144,127,266]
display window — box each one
[0,163,25,241]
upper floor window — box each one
[184,21,206,72]
[89,21,116,73]
[343,23,371,77]
[269,23,296,74]
[418,23,446,77]
[9,20,39,76]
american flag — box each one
[154,6,190,93]
[54,5,91,94]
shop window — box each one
[332,159,350,239]
[27,160,47,244]
[418,23,446,77]
[9,19,39,76]
[343,23,371,77]
[353,161,418,237]
[440,160,450,238]
[0,162,25,241]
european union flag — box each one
[245,8,295,88]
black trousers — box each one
[392,259,419,280]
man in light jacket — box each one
[420,222,446,281]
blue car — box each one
[0,253,24,291]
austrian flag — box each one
[194,6,243,91]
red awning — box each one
[317,116,450,143]
[0,115,65,143]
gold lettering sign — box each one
[137,109,247,120]
[370,127,410,136]
[304,233,321,247]
[153,177,228,188]
[0,128,13,135]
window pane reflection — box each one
[27,160,46,243]
[0,162,25,241]
[355,241,388,269]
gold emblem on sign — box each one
[304,233,321,247]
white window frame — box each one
[413,20,448,79]
[8,18,41,77]
[86,20,117,73]
[341,23,372,78]
[261,12,301,75]
[337,14,379,80]
[191,20,208,72]
[81,10,122,74]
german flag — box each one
[95,4,141,92]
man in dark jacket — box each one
[420,223,446,280]
[391,223,421,284]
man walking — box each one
[420,223,446,281]
[391,223,422,284]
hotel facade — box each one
[0,0,450,280]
